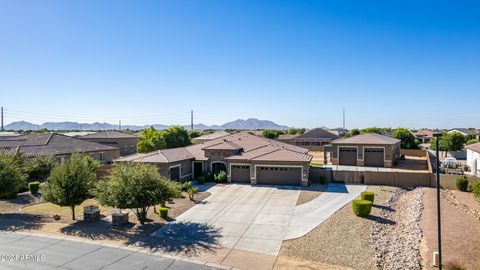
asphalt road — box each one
[0,232,225,270]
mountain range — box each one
[4,118,290,131]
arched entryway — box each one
[211,162,227,174]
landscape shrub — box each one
[361,191,375,203]
[471,180,480,198]
[202,171,214,182]
[352,199,372,217]
[214,171,227,183]
[181,181,192,192]
[188,187,198,200]
[160,201,166,207]
[159,207,168,218]
[454,177,469,192]
[197,176,205,185]
[28,181,41,194]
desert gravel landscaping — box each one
[280,186,396,270]
[295,184,326,206]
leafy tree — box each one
[350,129,360,136]
[137,127,166,153]
[26,155,56,180]
[261,129,284,139]
[95,163,181,224]
[42,153,97,220]
[466,139,479,145]
[392,128,419,149]
[430,132,466,152]
[162,126,191,148]
[188,130,202,139]
[286,128,305,135]
[360,127,387,134]
[0,154,26,198]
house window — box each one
[99,153,105,161]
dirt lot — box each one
[280,186,396,270]
[421,188,480,269]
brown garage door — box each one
[231,165,250,183]
[339,148,357,166]
[257,167,302,186]
[364,148,384,167]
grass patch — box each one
[310,162,324,167]
[22,199,112,219]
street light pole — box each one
[433,132,443,269]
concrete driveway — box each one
[153,184,300,256]
[0,232,224,270]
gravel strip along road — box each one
[371,188,423,270]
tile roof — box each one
[449,128,478,136]
[412,129,434,138]
[294,128,341,140]
[332,133,400,145]
[115,148,194,163]
[0,133,118,157]
[80,130,138,139]
[192,131,230,141]
[466,142,480,153]
[116,132,312,164]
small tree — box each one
[96,163,181,224]
[137,127,166,153]
[162,126,191,148]
[392,128,419,149]
[26,155,56,180]
[262,129,284,139]
[0,154,26,198]
[42,153,97,220]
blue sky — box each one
[0,0,479,129]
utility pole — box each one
[343,108,345,129]
[1,107,3,131]
[118,120,121,131]
[191,110,194,131]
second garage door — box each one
[231,165,251,183]
[257,167,302,186]
[339,148,357,166]
[364,148,384,167]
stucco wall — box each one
[81,137,138,156]
[467,149,480,176]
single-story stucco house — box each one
[277,128,340,151]
[116,132,312,186]
[466,142,480,176]
[324,133,401,168]
[0,132,120,164]
[79,130,138,156]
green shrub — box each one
[214,171,227,183]
[471,180,480,198]
[202,171,214,182]
[160,201,166,207]
[361,191,375,203]
[352,199,372,217]
[197,176,205,185]
[181,181,192,191]
[455,177,469,192]
[188,187,198,200]
[159,207,168,218]
[28,181,41,194]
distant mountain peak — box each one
[4,118,290,131]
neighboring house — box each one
[116,132,312,186]
[191,131,230,144]
[0,132,120,164]
[448,128,478,137]
[466,142,480,176]
[0,132,21,139]
[412,129,434,144]
[277,128,340,151]
[324,133,401,168]
[79,130,138,156]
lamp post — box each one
[433,132,443,269]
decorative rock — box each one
[83,205,100,222]
[112,212,129,225]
